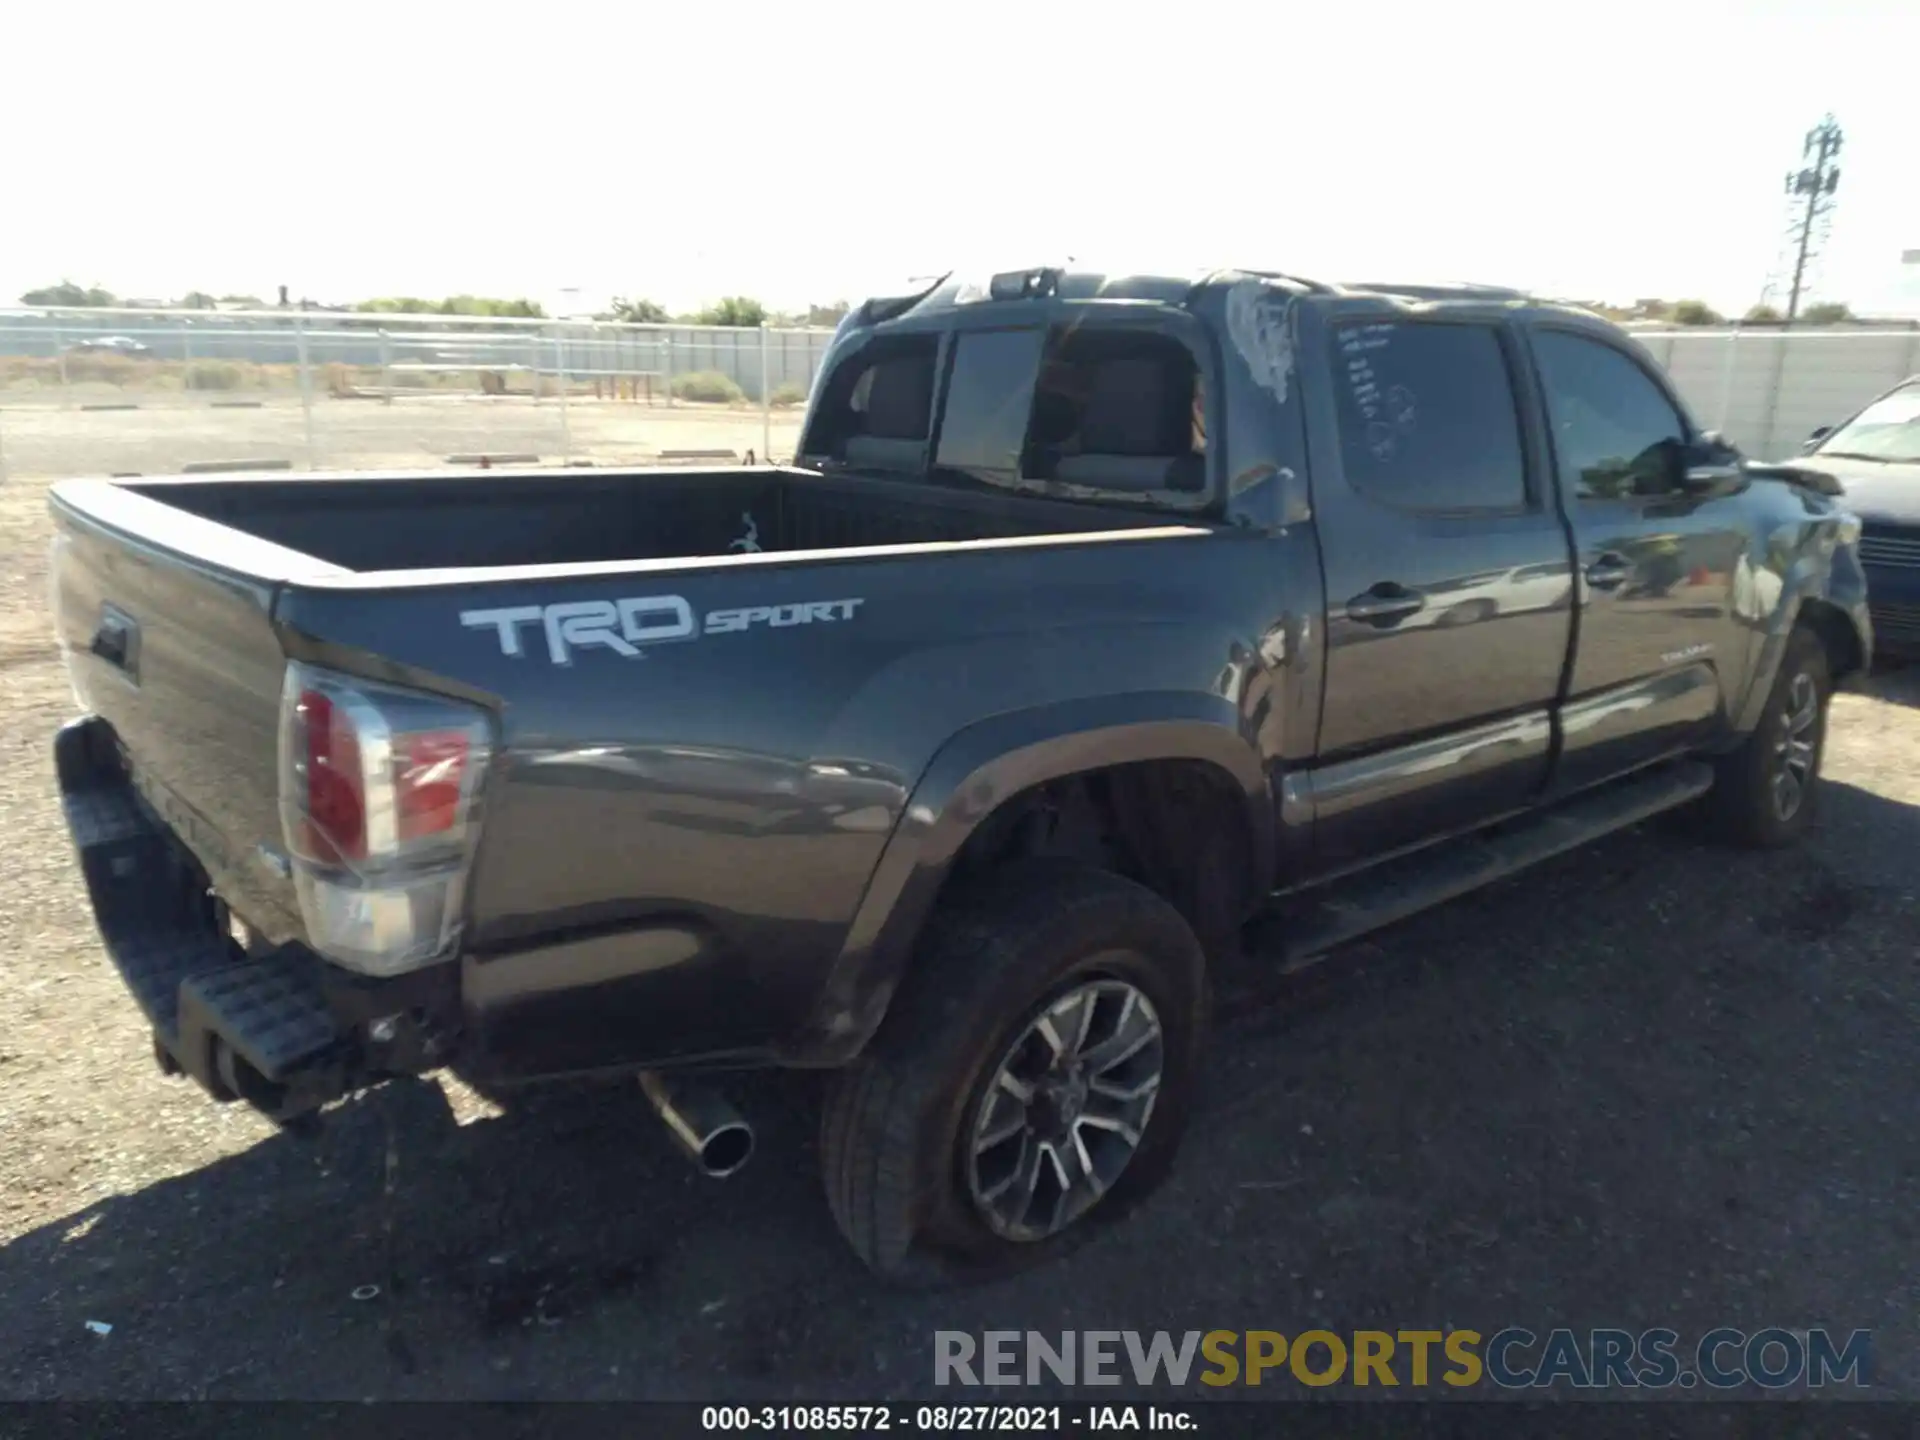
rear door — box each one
[1523,325,1747,792]
[1296,306,1576,869]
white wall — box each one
[1633,328,1920,458]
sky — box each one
[4,0,1918,319]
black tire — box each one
[1701,625,1831,848]
[820,862,1208,1285]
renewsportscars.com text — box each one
[933,1328,1872,1390]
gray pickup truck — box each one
[48,266,1871,1282]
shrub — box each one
[770,381,810,407]
[672,370,745,404]
[184,360,247,391]
[1671,299,1723,326]
[61,353,143,386]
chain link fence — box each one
[0,307,838,478]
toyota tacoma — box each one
[48,265,1871,1281]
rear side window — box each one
[799,334,939,468]
[1331,321,1527,511]
[935,329,1046,484]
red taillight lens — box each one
[395,729,470,843]
[281,666,490,872]
[297,688,367,863]
[278,663,493,977]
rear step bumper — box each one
[54,716,444,1123]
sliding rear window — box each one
[932,323,1207,496]
[934,330,1047,484]
[808,320,1208,500]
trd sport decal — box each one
[461,595,866,665]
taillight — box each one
[278,664,492,976]
[294,688,367,863]
[394,730,472,843]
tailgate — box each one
[50,503,301,942]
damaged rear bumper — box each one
[55,715,458,1123]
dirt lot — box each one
[1,420,1917,1402]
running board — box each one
[1263,761,1715,971]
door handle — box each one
[1345,582,1426,626]
[1584,552,1634,591]
[89,606,140,679]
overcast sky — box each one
[5,0,1916,317]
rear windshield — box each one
[801,323,1208,501]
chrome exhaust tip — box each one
[639,1071,755,1178]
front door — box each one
[1524,326,1748,793]
[1298,308,1577,870]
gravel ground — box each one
[1,432,1917,1402]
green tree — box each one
[178,291,218,310]
[355,296,438,315]
[1671,299,1723,326]
[1802,301,1855,325]
[806,300,851,327]
[604,297,669,323]
[439,295,545,318]
[20,280,117,307]
[219,293,265,308]
[1743,303,1785,323]
[694,296,768,327]
[354,295,546,318]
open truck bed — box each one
[92,464,1168,572]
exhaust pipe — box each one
[639,1071,755,1178]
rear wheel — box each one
[1702,626,1831,848]
[820,863,1207,1284]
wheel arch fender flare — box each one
[787,691,1273,1064]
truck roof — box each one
[874,265,1593,324]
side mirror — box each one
[1800,425,1831,456]
[1680,439,1746,497]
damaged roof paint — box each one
[1225,278,1297,405]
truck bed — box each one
[111,465,1163,573]
[48,461,1222,1075]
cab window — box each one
[1531,330,1690,500]
[1330,320,1528,511]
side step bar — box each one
[1265,760,1715,970]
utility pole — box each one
[1783,115,1843,324]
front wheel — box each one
[1702,626,1831,848]
[820,863,1208,1284]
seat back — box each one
[843,353,935,471]
[1053,355,1203,492]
